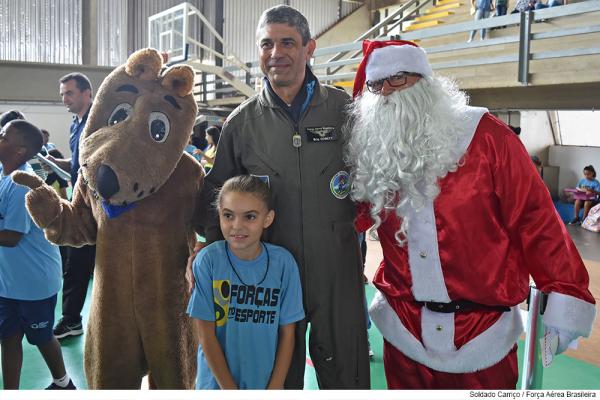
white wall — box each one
[549,145,600,192]
[494,110,555,163]
[519,111,556,165]
[0,103,73,156]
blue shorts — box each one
[0,295,57,345]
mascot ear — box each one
[161,65,195,97]
[125,48,163,81]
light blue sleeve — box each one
[278,252,305,326]
[3,181,30,234]
[186,250,217,321]
[591,179,600,192]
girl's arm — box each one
[201,151,216,165]
[266,323,296,389]
[194,319,238,389]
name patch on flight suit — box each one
[305,126,337,142]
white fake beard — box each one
[345,76,470,245]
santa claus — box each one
[347,39,596,389]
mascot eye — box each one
[148,112,170,143]
[108,103,132,126]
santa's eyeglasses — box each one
[366,72,419,94]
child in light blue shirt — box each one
[0,120,74,389]
[187,175,304,389]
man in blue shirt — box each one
[0,120,74,389]
[47,73,96,339]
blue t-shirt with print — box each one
[185,144,202,162]
[577,178,600,193]
[0,163,62,300]
[187,240,305,389]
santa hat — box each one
[352,40,433,98]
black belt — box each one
[416,300,511,313]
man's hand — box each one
[186,241,206,294]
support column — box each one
[82,0,99,66]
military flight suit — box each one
[201,75,370,389]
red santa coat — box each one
[357,108,596,373]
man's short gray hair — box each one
[256,5,312,46]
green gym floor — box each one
[1,283,599,390]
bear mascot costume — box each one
[13,48,203,389]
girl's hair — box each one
[217,175,272,210]
[584,165,596,178]
[206,125,221,145]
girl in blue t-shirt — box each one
[187,175,304,389]
[570,165,600,224]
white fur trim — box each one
[369,291,524,373]
[542,291,596,337]
[456,106,488,154]
[407,202,451,302]
[406,106,487,302]
[366,45,433,82]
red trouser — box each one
[383,339,518,389]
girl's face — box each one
[584,170,594,180]
[206,133,213,146]
[219,191,274,260]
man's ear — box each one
[305,39,317,60]
[263,209,275,229]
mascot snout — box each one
[96,164,120,200]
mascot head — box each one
[79,48,197,210]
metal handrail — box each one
[320,0,436,75]
[309,0,600,85]
[183,0,600,105]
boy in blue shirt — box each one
[0,120,74,389]
[187,175,304,389]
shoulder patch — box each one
[330,171,350,200]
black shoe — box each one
[568,217,581,225]
[46,379,76,389]
[53,319,83,339]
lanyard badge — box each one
[292,133,302,148]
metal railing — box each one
[323,0,436,75]
[176,0,600,104]
[311,0,600,85]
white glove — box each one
[540,326,579,367]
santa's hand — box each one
[12,171,62,229]
[186,241,206,294]
[540,326,579,367]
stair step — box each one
[405,19,444,31]
[436,0,460,5]
[415,11,454,22]
[425,3,463,13]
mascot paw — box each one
[12,170,45,189]
[12,171,62,228]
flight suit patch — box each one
[330,171,350,199]
[305,126,337,142]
